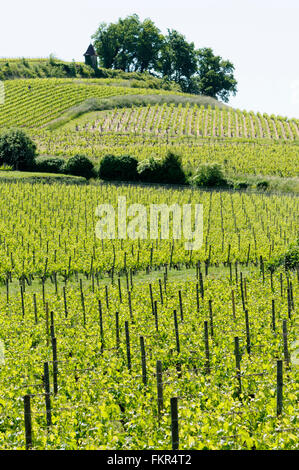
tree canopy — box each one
[92,15,237,102]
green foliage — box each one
[0,78,185,130]
[267,239,299,272]
[0,183,297,449]
[160,151,186,184]
[34,156,65,173]
[92,14,162,73]
[137,156,163,183]
[256,180,269,191]
[137,152,186,184]
[159,29,197,92]
[192,162,227,188]
[99,152,185,184]
[137,18,164,72]
[233,180,249,190]
[98,154,138,181]
[191,48,238,102]
[0,164,13,171]
[63,154,95,179]
[0,58,95,80]
[0,128,37,170]
[92,15,237,99]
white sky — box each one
[0,0,298,118]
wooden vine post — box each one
[276,360,283,416]
[156,360,163,420]
[125,321,131,372]
[234,336,242,398]
[204,320,210,374]
[23,394,32,450]
[43,361,52,427]
[170,397,179,450]
[51,336,58,395]
[140,336,147,386]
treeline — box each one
[92,14,237,102]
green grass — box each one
[0,263,252,296]
[0,170,86,184]
[231,174,299,194]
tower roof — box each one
[84,44,98,56]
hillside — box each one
[0,57,181,91]
[0,73,298,190]
[0,77,226,128]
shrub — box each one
[98,154,138,181]
[0,128,37,170]
[63,154,95,179]
[34,156,65,174]
[137,157,163,183]
[267,239,299,272]
[160,151,186,184]
[192,162,227,188]
[256,180,269,191]
[233,181,249,190]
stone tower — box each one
[84,44,98,69]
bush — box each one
[256,180,269,191]
[34,156,65,174]
[63,154,95,179]
[160,151,186,184]
[137,157,163,183]
[267,240,299,272]
[0,128,37,170]
[192,162,227,188]
[233,181,249,190]
[98,154,138,181]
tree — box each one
[92,16,238,102]
[92,22,120,69]
[93,15,141,72]
[159,30,197,92]
[136,19,163,73]
[192,48,237,102]
[0,128,37,170]
[113,15,140,72]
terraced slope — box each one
[1,78,298,141]
[0,78,180,128]
[66,104,299,141]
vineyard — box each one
[0,77,298,183]
[0,182,298,450]
[0,68,298,451]
[0,78,178,128]
[66,104,299,141]
[31,130,298,178]
[0,79,298,142]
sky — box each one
[0,0,298,118]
